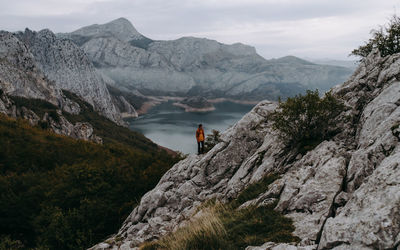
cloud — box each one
[0,0,399,59]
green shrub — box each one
[352,15,400,58]
[271,90,344,151]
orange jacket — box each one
[196,128,205,142]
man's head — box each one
[198,124,202,128]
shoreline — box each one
[207,98,260,105]
[172,102,216,112]
[135,96,260,116]
[137,96,185,115]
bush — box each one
[352,15,400,58]
[204,129,221,152]
[0,235,24,250]
[271,90,344,151]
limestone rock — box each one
[0,31,61,105]
[92,50,400,249]
[49,115,102,144]
[62,18,352,102]
[319,151,400,249]
[15,28,123,124]
[246,242,317,250]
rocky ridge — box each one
[0,31,105,142]
[61,18,353,105]
[0,31,61,106]
[14,28,128,124]
[93,49,400,249]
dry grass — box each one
[141,204,227,250]
[139,175,299,250]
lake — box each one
[127,101,255,154]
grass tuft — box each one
[139,175,298,250]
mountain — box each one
[60,18,353,109]
[13,28,128,124]
[0,31,62,106]
[92,49,400,249]
[0,104,179,249]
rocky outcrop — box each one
[92,49,400,250]
[0,89,102,143]
[0,31,83,115]
[49,114,103,144]
[0,31,60,105]
[15,28,123,124]
[62,18,353,103]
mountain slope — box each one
[93,49,400,249]
[0,112,179,249]
[0,31,61,106]
[61,18,353,105]
[14,28,127,124]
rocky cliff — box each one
[0,31,61,106]
[61,18,352,104]
[14,28,128,124]
[93,49,400,249]
[0,31,106,142]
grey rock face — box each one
[64,17,148,44]
[110,95,138,118]
[0,31,60,105]
[0,89,102,143]
[92,49,400,250]
[15,28,122,124]
[246,242,317,250]
[49,116,103,144]
[63,18,353,102]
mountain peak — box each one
[108,17,132,26]
[69,17,145,42]
[273,55,315,65]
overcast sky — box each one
[1,0,399,60]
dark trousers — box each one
[197,141,204,154]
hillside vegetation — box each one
[0,112,180,249]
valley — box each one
[1,7,399,250]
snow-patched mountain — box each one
[93,49,400,249]
[62,18,353,102]
[14,28,126,124]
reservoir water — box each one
[127,101,255,154]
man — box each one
[196,124,205,154]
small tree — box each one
[352,15,400,58]
[204,129,221,152]
[271,90,344,151]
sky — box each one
[0,0,399,60]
